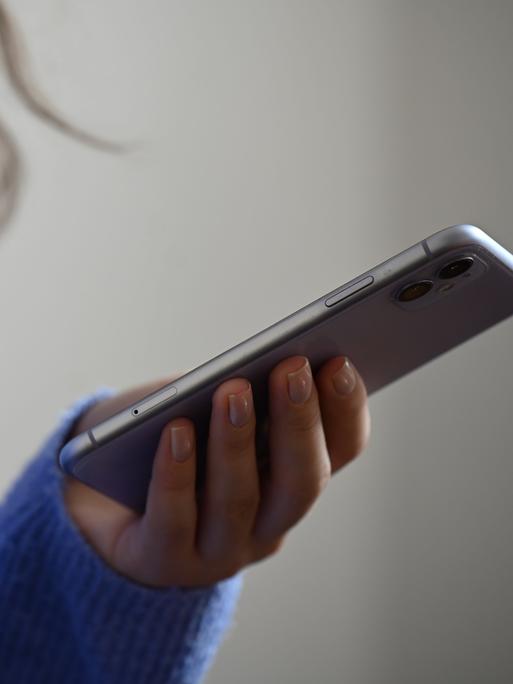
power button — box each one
[325,275,374,308]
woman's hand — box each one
[63,355,370,588]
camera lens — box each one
[438,256,473,279]
[397,280,433,302]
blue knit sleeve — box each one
[0,387,243,684]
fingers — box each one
[120,355,370,586]
[252,356,331,544]
[196,379,259,569]
[315,356,371,473]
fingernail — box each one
[228,381,253,427]
[170,424,193,462]
[332,357,356,396]
[287,358,313,404]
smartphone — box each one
[59,224,513,513]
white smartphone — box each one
[59,224,513,512]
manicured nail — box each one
[170,424,193,462]
[332,357,356,396]
[228,381,253,427]
[287,358,313,404]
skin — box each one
[64,354,371,588]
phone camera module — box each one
[437,256,474,279]
[397,280,433,302]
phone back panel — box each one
[60,225,513,512]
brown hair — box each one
[0,2,121,233]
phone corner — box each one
[57,431,94,475]
[425,223,490,255]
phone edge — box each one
[59,223,509,475]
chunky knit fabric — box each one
[0,387,243,684]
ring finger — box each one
[252,356,331,545]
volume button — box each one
[325,275,374,307]
[132,386,177,416]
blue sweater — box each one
[0,387,243,684]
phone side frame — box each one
[58,223,507,473]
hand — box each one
[63,355,371,588]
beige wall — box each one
[1,1,513,681]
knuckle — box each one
[277,449,332,516]
[285,405,322,434]
[330,437,365,468]
[164,522,192,549]
[282,460,331,509]
[155,465,192,494]
[308,473,329,501]
[282,480,319,515]
[211,491,259,526]
[227,494,259,524]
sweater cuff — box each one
[3,387,243,684]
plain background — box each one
[1,1,513,682]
